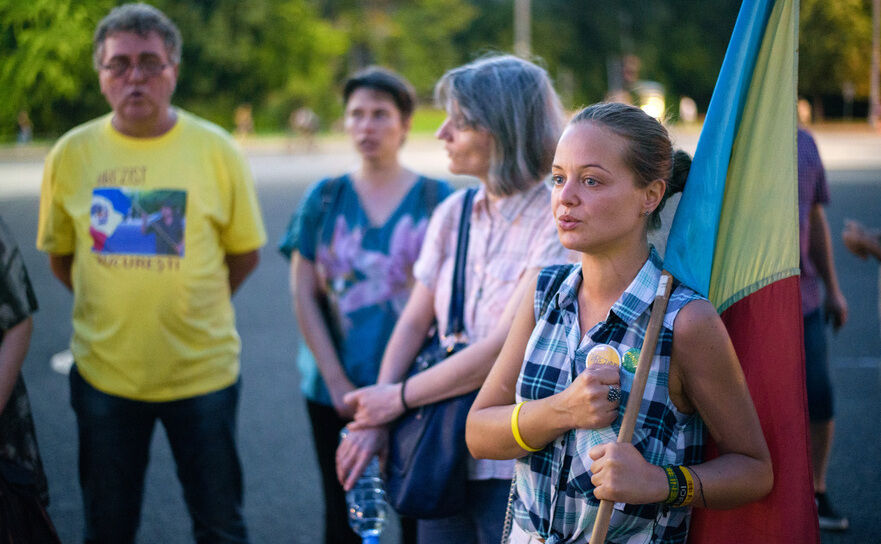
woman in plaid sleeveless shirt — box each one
[467,103,772,543]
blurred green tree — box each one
[152,0,347,131]
[637,0,739,115]
[450,0,738,115]
[799,0,872,119]
[0,0,113,140]
[1,0,346,139]
[529,0,738,115]
[380,0,477,96]
[318,0,477,103]
[5,0,865,141]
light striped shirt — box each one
[414,182,571,479]
[513,249,705,543]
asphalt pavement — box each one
[0,127,879,543]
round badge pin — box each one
[586,344,621,369]
[622,348,640,373]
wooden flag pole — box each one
[589,271,673,543]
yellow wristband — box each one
[511,401,541,452]
[679,466,696,507]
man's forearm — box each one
[49,253,74,292]
[225,250,260,295]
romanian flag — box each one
[663,0,817,542]
[89,188,131,252]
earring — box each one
[641,210,651,217]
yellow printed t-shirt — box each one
[37,111,266,401]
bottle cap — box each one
[586,344,621,369]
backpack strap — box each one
[319,175,344,215]
[278,175,345,260]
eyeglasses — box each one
[100,56,169,78]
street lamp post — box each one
[514,0,531,58]
[871,0,880,128]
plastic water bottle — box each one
[341,429,387,544]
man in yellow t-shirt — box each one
[36,4,265,543]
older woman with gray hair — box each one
[336,55,571,543]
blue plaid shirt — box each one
[513,249,705,544]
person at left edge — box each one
[0,215,62,542]
[36,4,266,543]
[280,66,452,544]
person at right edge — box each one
[797,126,849,531]
[842,219,881,338]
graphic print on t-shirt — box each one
[90,188,187,256]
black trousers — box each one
[306,400,416,544]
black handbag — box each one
[386,187,478,519]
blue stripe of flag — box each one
[663,0,776,297]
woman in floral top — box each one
[466,103,772,544]
[280,67,451,544]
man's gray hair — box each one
[93,3,182,69]
[434,54,565,196]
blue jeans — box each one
[69,366,248,544]
[417,478,511,544]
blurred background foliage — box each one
[0,0,875,141]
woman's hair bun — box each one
[667,149,692,196]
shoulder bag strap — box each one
[444,187,477,339]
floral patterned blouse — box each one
[0,215,48,504]
[280,175,452,405]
